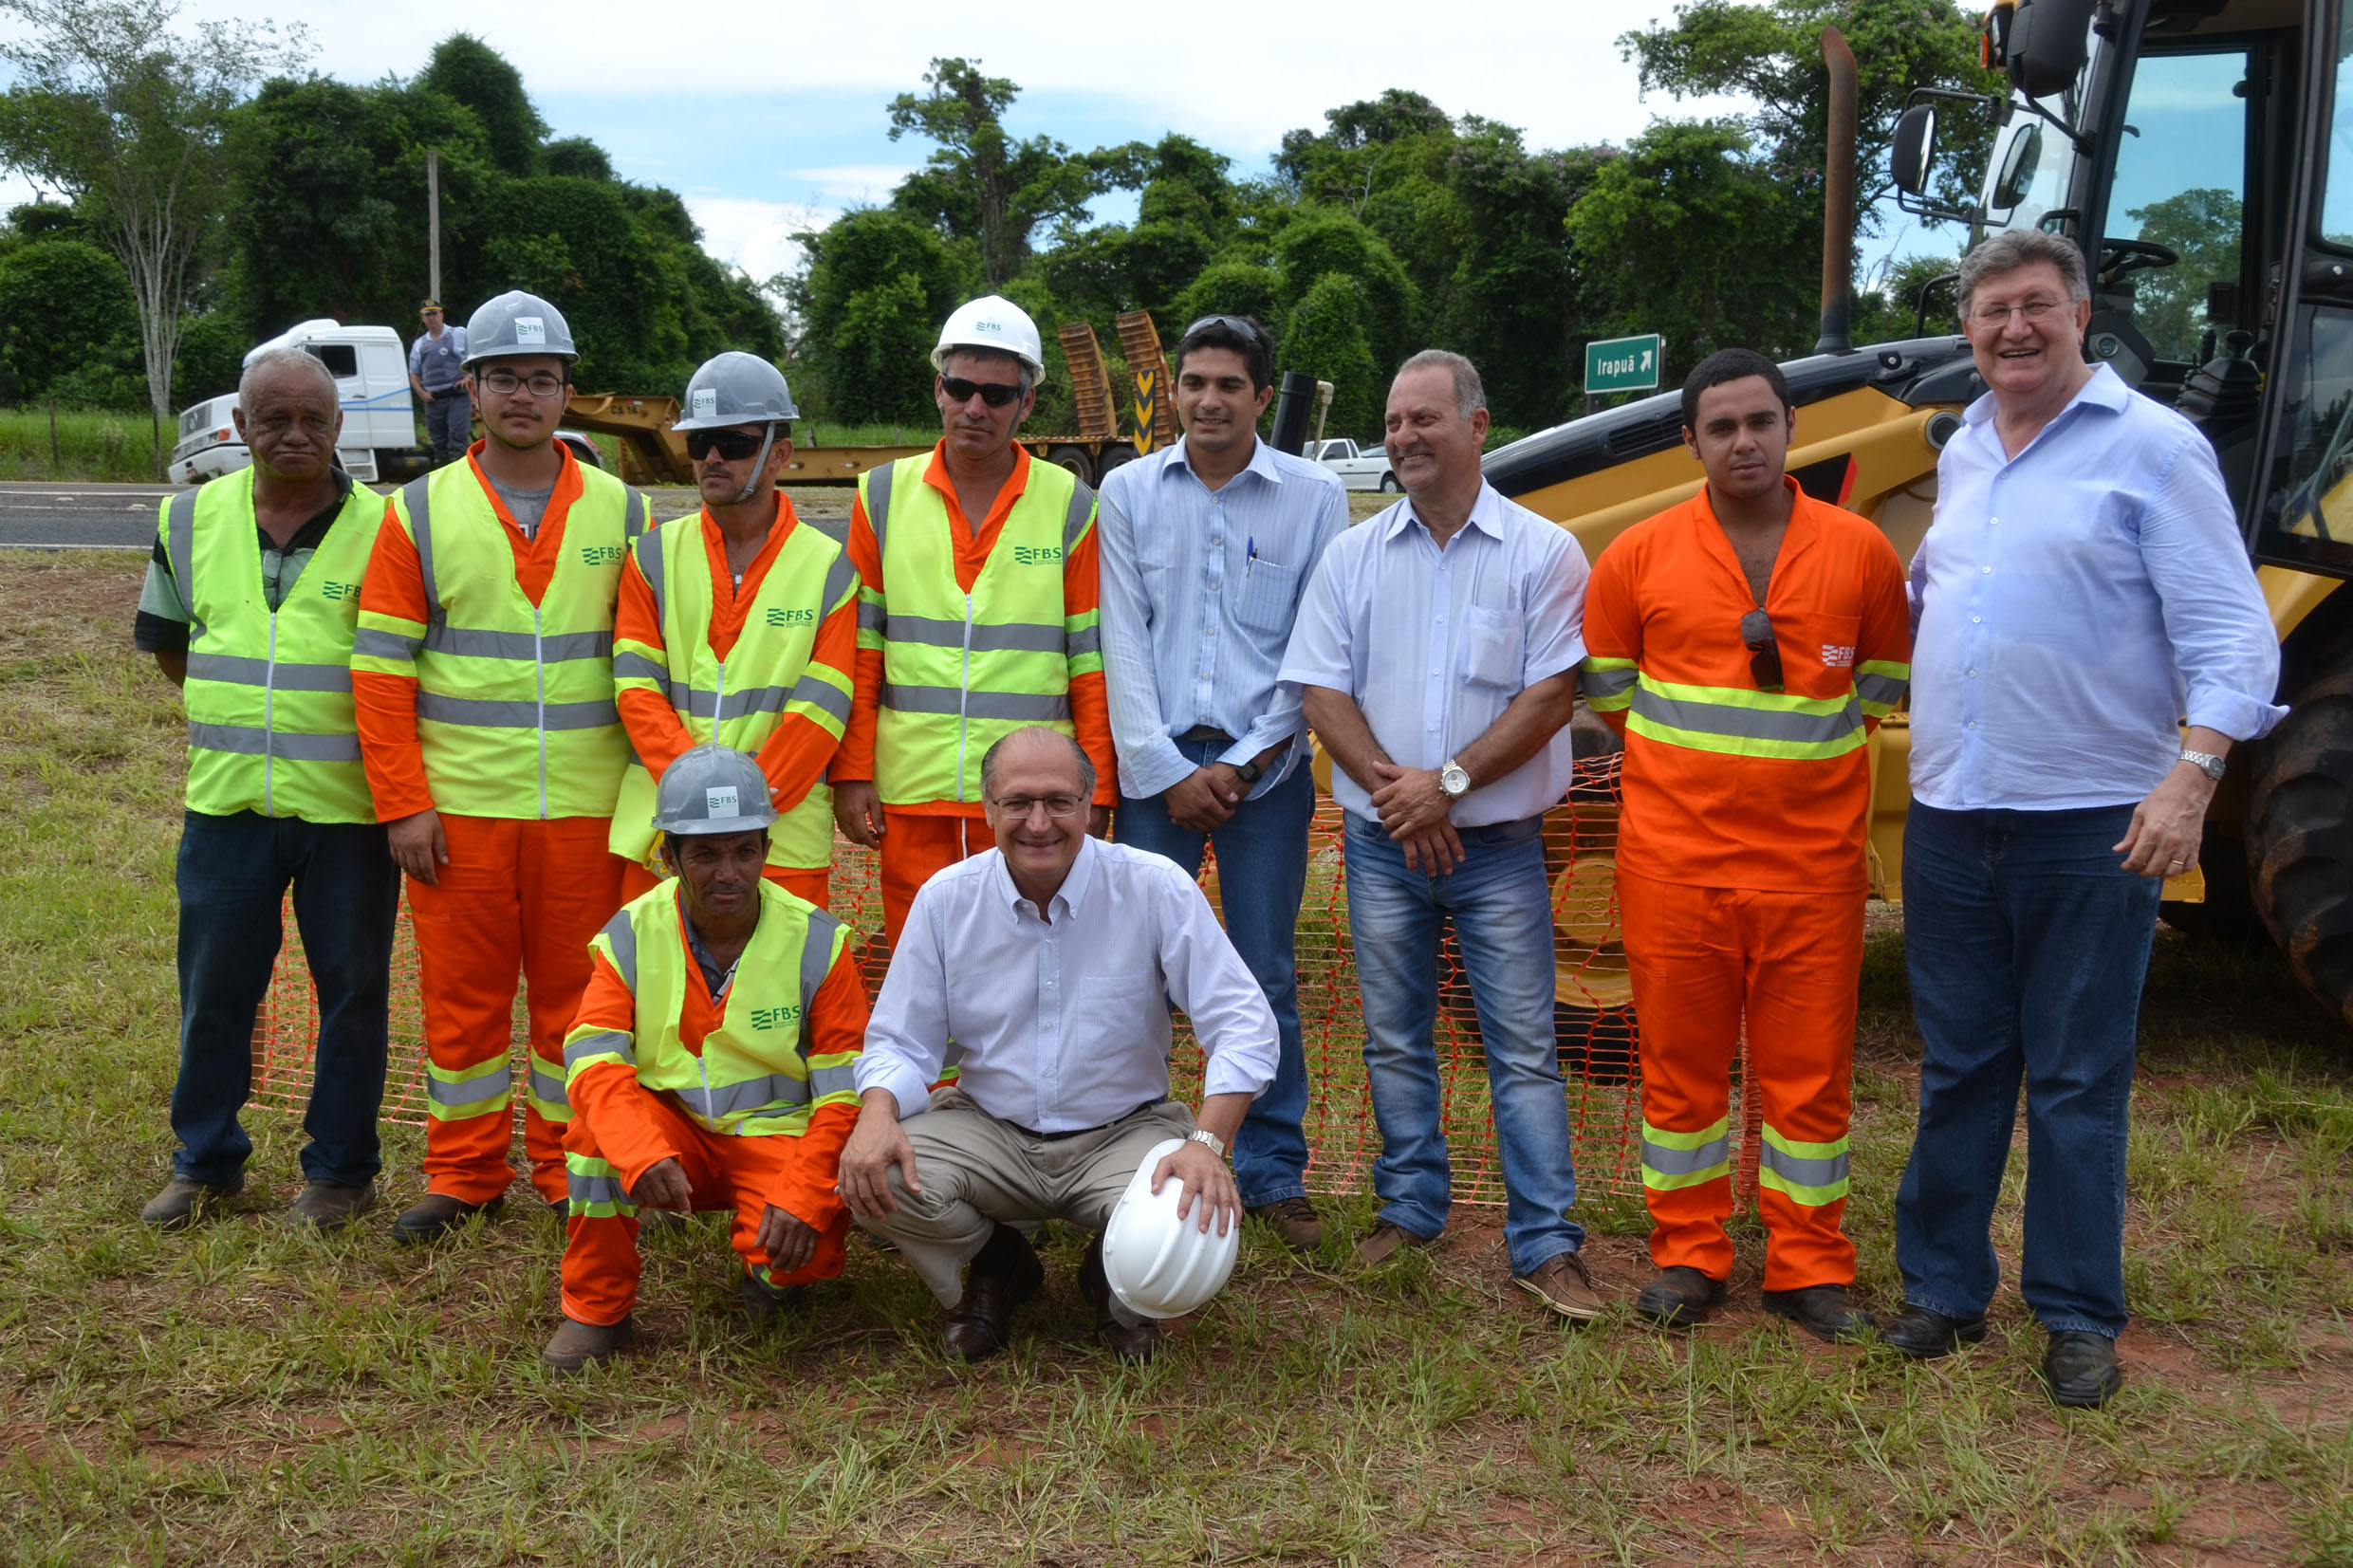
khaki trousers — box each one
[862,1089,1195,1323]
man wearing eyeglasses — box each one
[830,294,1116,950]
[355,289,649,1244]
[1096,313,1348,1254]
[1580,348,1908,1343]
[607,353,858,910]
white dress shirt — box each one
[858,836,1279,1131]
[1278,481,1590,826]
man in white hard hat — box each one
[831,295,1117,951]
[354,288,649,1244]
[839,726,1277,1365]
[545,745,868,1372]
[609,352,859,910]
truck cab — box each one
[168,321,424,485]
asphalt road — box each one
[0,482,187,549]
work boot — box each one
[1352,1221,1441,1268]
[2042,1331,2124,1410]
[1515,1249,1607,1321]
[141,1174,242,1231]
[1632,1265,1727,1328]
[1881,1304,1988,1360]
[1248,1196,1325,1253]
[392,1192,504,1245]
[939,1223,1044,1362]
[1079,1234,1160,1363]
[740,1273,807,1325]
[286,1181,378,1233]
[541,1315,633,1374]
[1763,1283,1877,1344]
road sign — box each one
[1584,334,1665,396]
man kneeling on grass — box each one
[838,726,1278,1364]
[542,745,868,1373]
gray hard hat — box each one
[653,745,777,836]
[462,289,578,368]
[675,352,799,431]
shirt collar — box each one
[989,833,1099,920]
[1164,434,1282,488]
[1962,360,2130,428]
[1381,479,1505,544]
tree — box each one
[0,0,308,464]
[2127,188,2241,362]
[1272,212,1417,377]
[789,208,973,423]
[0,235,139,403]
[887,58,1096,287]
[1280,273,1381,440]
[418,32,545,177]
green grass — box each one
[3,550,2351,1564]
[0,406,168,483]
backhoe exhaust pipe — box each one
[1815,25,1858,355]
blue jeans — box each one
[1117,739,1316,1208]
[1895,800,2160,1337]
[1343,811,1583,1276]
[172,809,401,1188]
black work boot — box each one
[286,1181,378,1233]
[393,1191,504,1245]
[740,1273,808,1325]
[1762,1283,1877,1344]
[939,1223,1044,1362]
[542,1315,633,1374]
[2042,1330,2123,1409]
[1633,1265,1727,1328]
[141,1175,242,1231]
[1881,1304,1988,1360]
[1079,1233,1160,1362]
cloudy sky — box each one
[2,1,1962,286]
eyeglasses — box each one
[1740,609,1784,692]
[479,368,567,397]
[939,375,1025,407]
[684,429,769,461]
[991,793,1084,820]
[1968,298,2066,327]
[1184,314,1264,345]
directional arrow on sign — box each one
[1640,349,1653,372]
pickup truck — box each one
[1312,437,1396,492]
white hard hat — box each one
[676,352,799,430]
[932,294,1044,377]
[1099,1137,1240,1319]
[654,745,776,836]
[463,289,578,367]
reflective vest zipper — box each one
[956,592,974,801]
[533,603,547,819]
[261,611,278,816]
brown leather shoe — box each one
[392,1191,503,1245]
[1516,1248,1606,1321]
[1248,1196,1325,1253]
[141,1175,241,1231]
[940,1223,1044,1362]
[286,1181,378,1232]
[1079,1234,1159,1362]
[1353,1220,1441,1267]
[542,1315,633,1373]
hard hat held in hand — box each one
[463,289,578,367]
[676,351,798,431]
[653,745,777,836]
[1100,1137,1240,1319]
[932,295,1044,377]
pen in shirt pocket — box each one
[1246,535,1256,579]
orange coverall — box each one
[834,443,1117,947]
[612,497,858,908]
[354,459,628,1208]
[559,936,869,1325]
[1583,478,1909,1290]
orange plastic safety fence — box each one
[251,755,1766,1207]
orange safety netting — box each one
[250,754,1767,1207]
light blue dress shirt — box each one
[1279,481,1589,828]
[1910,363,2285,812]
[1098,435,1350,801]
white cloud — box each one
[685,195,838,290]
[780,166,921,204]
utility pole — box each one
[427,148,442,302]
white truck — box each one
[1312,437,1396,492]
[169,321,427,486]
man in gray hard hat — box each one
[545,745,869,1372]
[609,352,859,911]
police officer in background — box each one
[409,300,471,468]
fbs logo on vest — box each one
[318,580,361,602]
[748,1004,802,1031]
[1011,544,1062,566]
[581,544,625,565]
[765,606,815,627]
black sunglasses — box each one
[684,429,768,461]
[1184,313,1264,345]
[939,374,1025,408]
[1739,610,1784,692]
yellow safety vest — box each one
[609,508,859,872]
[857,454,1099,806]
[353,452,646,819]
[162,469,384,823]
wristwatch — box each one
[1438,758,1472,799]
[1232,757,1264,786]
[2179,748,2227,782]
[1186,1128,1228,1160]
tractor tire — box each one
[2245,660,2353,1027]
[1097,443,1140,480]
[1043,444,1095,486]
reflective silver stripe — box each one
[809,1061,861,1098]
[613,650,666,682]
[1582,666,1638,700]
[624,488,648,543]
[1759,1143,1850,1190]
[528,1064,569,1111]
[880,684,1071,721]
[1640,1133,1732,1176]
[427,1065,509,1108]
[415,692,619,730]
[600,911,639,988]
[857,601,886,632]
[186,722,361,762]
[862,462,894,555]
[692,1072,812,1117]
[819,546,856,613]
[421,625,612,661]
[800,910,842,1023]
[788,672,853,725]
[401,476,438,614]
[1063,479,1096,552]
[1065,625,1101,658]
[1855,671,1908,708]
[635,526,666,626]
[885,615,1065,654]
[666,681,790,720]
[1628,687,1862,745]
[184,654,353,692]
[564,1029,636,1071]
[567,1171,629,1206]
[353,627,422,660]
[165,490,198,611]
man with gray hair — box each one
[134,345,400,1232]
[1888,227,2282,1407]
[1280,349,1604,1320]
[839,726,1278,1365]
